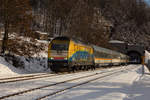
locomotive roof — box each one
[53,36,90,46]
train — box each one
[48,36,129,72]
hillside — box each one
[99,0,150,51]
[0,32,50,73]
[29,0,150,51]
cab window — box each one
[51,43,68,50]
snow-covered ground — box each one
[0,63,150,100]
[44,65,150,100]
[0,56,28,77]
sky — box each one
[145,0,150,4]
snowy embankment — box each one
[0,53,50,77]
[0,56,27,77]
[0,33,50,77]
[44,65,150,100]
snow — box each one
[19,56,48,73]
[0,56,29,77]
[0,53,49,78]
[45,65,146,100]
[109,40,125,44]
[124,75,150,100]
[36,31,48,35]
[0,56,18,76]
[145,50,150,64]
[36,39,49,44]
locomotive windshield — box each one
[51,43,69,51]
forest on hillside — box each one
[0,0,150,55]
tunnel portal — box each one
[127,51,142,64]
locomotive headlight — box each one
[51,57,54,60]
[64,57,67,60]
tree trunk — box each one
[1,21,9,54]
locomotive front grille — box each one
[48,60,68,67]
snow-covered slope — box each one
[0,52,50,77]
[0,32,50,76]
[145,50,150,64]
[0,56,29,77]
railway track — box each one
[0,66,107,84]
[36,71,121,100]
[0,73,48,81]
[36,67,134,100]
[0,66,132,100]
[0,73,58,84]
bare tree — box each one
[44,0,110,47]
[0,0,32,54]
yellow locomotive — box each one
[48,36,129,72]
